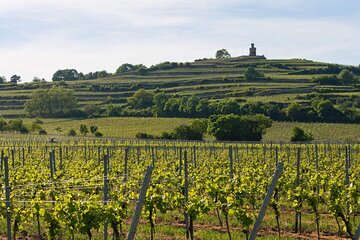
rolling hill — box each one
[0,56,359,118]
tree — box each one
[0,118,7,132]
[89,126,98,134]
[153,92,168,117]
[171,124,204,140]
[290,127,313,142]
[10,75,21,84]
[32,77,46,83]
[216,49,231,59]
[244,68,264,81]
[315,99,347,122]
[116,64,145,74]
[52,69,81,81]
[6,119,29,133]
[79,124,89,135]
[0,76,6,83]
[338,69,356,85]
[24,87,78,117]
[207,114,272,141]
[127,89,154,109]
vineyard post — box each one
[124,148,129,182]
[127,166,154,240]
[137,147,140,164]
[229,146,233,178]
[354,224,360,240]
[4,156,12,240]
[11,149,14,168]
[295,147,301,234]
[345,146,350,217]
[184,150,190,239]
[59,147,63,170]
[97,147,101,165]
[249,162,284,240]
[193,146,196,169]
[53,150,57,173]
[0,150,3,170]
[179,147,182,176]
[22,148,25,166]
[151,147,155,167]
[263,144,266,163]
[49,152,54,179]
[103,155,109,240]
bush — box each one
[68,129,77,136]
[6,119,29,133]
[79,124,89,135]
[135,132,155,139]
[171,124,204,140]
[90,126,98,134]
[94,131,103,137]
[207,114,272,141]
[0,118,7,132]
[290,127,313,142]
[39,129,47,135]
[34,118,44,124]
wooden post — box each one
[4,157,12,240]
[127,166,154,240]
[103,155,109,240]
[249,163,284,240]
[184,150,189,239]
[229,147,233,178]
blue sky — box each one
[0,0,359,82]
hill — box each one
[0,56,359,118]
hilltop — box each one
[0,56,359,118]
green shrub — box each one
[207,114,272,141]
[39,129,47,135]
[136,132,155,139]
[6,119,29,133]
[94,131,103,137]
[290,127,313,142]
[68,129,77,136]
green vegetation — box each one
[0,140,359,239]
[207,114,272,141]
[0,56,358,120]
[290,127,314,142]
[24,87,78,117]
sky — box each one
[0,0,359,82]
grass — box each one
[14,117,360,142]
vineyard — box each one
[1,138,360,239]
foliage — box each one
[52,69,82,81]
[136,132,156,139]
[244,67,264,81]
[25,87,78,118]
[215,49,231,59]
[127,89,154,109]
[68,128,77,136]
[290,127,313,142]
[116,63,145,74]
[6,119,29,133]
[207,114,272,141]
[0,117,7,131]
[79,124,89,135]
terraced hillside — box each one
[0,56,359,118]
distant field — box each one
[16,117,360,142]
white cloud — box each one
[0,0,359,82]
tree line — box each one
[23,87,360,124]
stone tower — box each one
[249,43,256,56]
